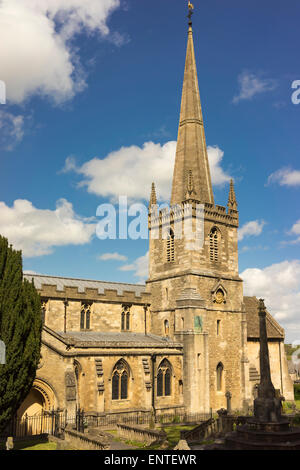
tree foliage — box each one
[0,236,42,432]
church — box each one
[19,14,293,421]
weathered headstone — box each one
[173,439,190,450]
[6,437,13,450]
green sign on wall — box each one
[194,316,203,332]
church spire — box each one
[170,4,214,206]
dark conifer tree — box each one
[0,236,42,432]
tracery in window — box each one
[80,303,92,330]
[112,359,129,400]
[121,305,131,331]
[157,359,172,397]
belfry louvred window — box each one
[209,227,219,262]
[157,359,172,397]
[166,229,175,262]
[112,360,129,400]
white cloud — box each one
[238,220,266,241]
[267,167,300,187]
[233,71,277,104]
[282,219,300,245]
[291,220,300,236]
[0,198,95,257]
[98,252,128,261]
[66,142,232,202]
[0,0,123,104]
[241,260,300,342]
[0,110,25,149]
[207,146,231,186]
[119,251,149,282]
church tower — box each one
[147,5,250,413]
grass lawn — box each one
[162,425,195,447]
[21,440,57,450]
[106,424,196,450]
[0,438,57,450]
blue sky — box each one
[0,0,300,342]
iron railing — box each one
[0,409,213,439]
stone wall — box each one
[35,327,184,415]
[117,424,166,445]
[44,299,147,334]
[62,428,110,450]
[247,339,294,401]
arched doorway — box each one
[18,378,56,419]
[18,388,45,418]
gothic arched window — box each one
[166,229,175,262]
[80,303,92,330]
[216,362,224,391]
[112,360,129,400]
[121,306,131,331]
[157,359,172,397]
[209,227,220,262]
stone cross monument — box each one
[253,299,282,423]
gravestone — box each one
[6,437,13,450]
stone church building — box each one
[19,18,293,421]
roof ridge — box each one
[23,273,145,288]
[266,310,284,336]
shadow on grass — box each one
[0,437,56,451]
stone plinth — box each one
[225,422,300,450]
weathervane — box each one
[188,1,194,21]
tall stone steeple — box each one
[170,14,214,206]
[147,4,246,415]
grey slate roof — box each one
[56,331,180,347]
[24,273,146,297]
[244,296,284,339]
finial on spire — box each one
[188,1,194,24]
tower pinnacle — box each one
[170,11,214,206]
[227,179,238,211]
[149,182,157,207]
